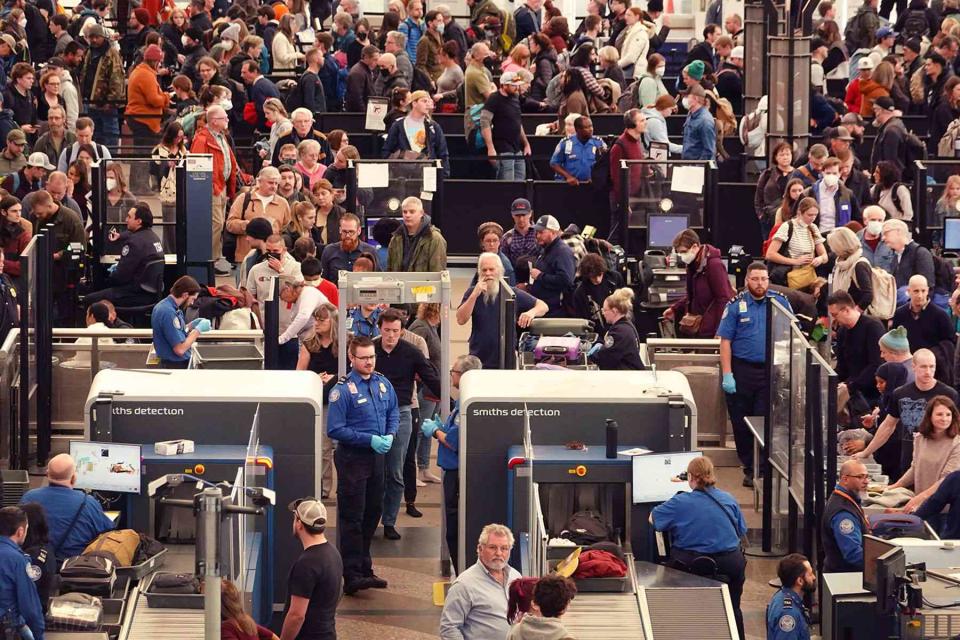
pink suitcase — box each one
[534,336,582,363]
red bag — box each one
[242,101,258,125]
[572,550,627,579]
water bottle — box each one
[605,419,618,459]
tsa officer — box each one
[822,459,870,573]
[0,506,44,640]
[86,202,163,307]
[327,335,399,596]
[150,275,211,369]
[588,287,645,370]
[651,456,748,640]
[717,261,792,487]
[767,554,814,640]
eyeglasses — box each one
[339,229,358,236]
[353,354,376,361]
[844,473,869,480]
[483,544,512,552]
[451,369,463,374]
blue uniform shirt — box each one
[347,307,381,338]
[0,537,44,640]
[437,402,460,471]
[716,290,793,363]
[151,295,190,362]
[766,588,810,640]
[651,487,747,553]
[326,370,399,449]
[830,486,864,568]
[549,135,606,182]
[21,485,116,562]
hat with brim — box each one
[288,498,327,528]
[27,152,54,170]
[534,214,560,231]
[873,96,896,112]
[86,24,106,39]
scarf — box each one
[832,248,863,297]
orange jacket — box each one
[126,63,170,133]
[190,126,239,198]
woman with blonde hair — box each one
[283,201,323,248]
[221,579,277,640]
[828,226,874,311]
[297,303,339,498]
[588,288,644,370]
[765,196,828,288]
[935,174,960,226]
[501,44,531,74]
[263,98,292,163]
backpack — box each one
[939,117,960,157]
[902,130,927,178]
[466,103,485,150]
[900,8,929,42]
[68,8,99,41]
[853,257,897,319]
[561,510,613,545]
[932,253,957,292]
[844,9,874,52]
[867,513,926,539]
[618,78,640,112]
[410,66,435,93]
[590,137,624,192]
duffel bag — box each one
[60,556,115,597]
[83,529,141,567]
[868,513,926,539]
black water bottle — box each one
[605,419,618,459]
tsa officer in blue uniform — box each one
[717,261,792,487]
[652,455,748,640]
[150,275,211,369]
[327,335,399,596]
[0,506,44,640]
[588,287,645,370]
[767,553,814,640]
[822,459,871,573]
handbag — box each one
[787,263,817,289]
[159,173,176,205]
[678,313,703,337]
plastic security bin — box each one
[191,344,263,370]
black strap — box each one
[52,492,87,558]
[697,488,743,541]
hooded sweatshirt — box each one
[386,214,448,272]
[506,615,572,640]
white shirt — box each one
[817,182,838,232]
[279,286,330,344]
[245,253,302,304]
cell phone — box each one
[264,252,281,262]
[528,261,534,284]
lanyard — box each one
[832,488,870,531]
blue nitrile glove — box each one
[587,343,602,357]
[190,318,212,333]
[421,418,441,438]
[721,372,737,394]
[371,434,393,454]
[107,262,118,274]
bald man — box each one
[21,453,115,562]
[821,459,870,573]
[891,275,956,383]
[854,348,959,477]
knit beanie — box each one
[880,326,910,353]
[685,60,705,81]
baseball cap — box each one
[27,152,54,170]
[730,45,743,59]
[288,497,327,529]
[873,96,896,112]
[857,57,875,70]
[834,126,854,141]
[534,214,560,231]
[904,37,922,54]
[6,129,26,145]
[511,197,532,215]
[876,25,896,39]
[500,70,530,86]
[245,217,274,240]
[0,34,16,50]
[406,89,431,104]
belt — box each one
[673,546,742,558]
[732,357,765,368]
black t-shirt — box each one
[888,381,960,437]
[483,91,523,153]
[284,542,343,640]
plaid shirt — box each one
[502,226,539,266]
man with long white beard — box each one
[456,252,547,369]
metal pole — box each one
[200,487,223,640]
[36,232,52,466]
[338,273,348,378]
[440,271,450,421]
[761,298,774,552]
[263,278,280,370]
[619,161,629,253]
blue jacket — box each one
[382,116,451,177]
[151,295,190,363]
[437,401,460,470]
[247,76,281,131]
[20,485,115,563]
[399,17,424,64]
[529,236,575,316]
[805,179,860,228]
[681,107,716,160]
[0,537,44,640]
[326,370,399,449]
[766,588,810,640]
[319,53,341,110]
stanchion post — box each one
[263,278,280,370]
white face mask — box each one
[105,177,117,191]
[679,249,697,264]
[822,173,839,188]
[18,18,26,28]
[182,35,190,47]
[655,66,665,77]
[866,220,883,236]
[220,99,233,111]
[681,96,691,110]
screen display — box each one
[862,535,896,593]
[632,451,701,504]
[70,441,142,494]
[945,218,960,251]
[648,215,690,249]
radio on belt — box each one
[154,439,195,456]
[353,281,403,304]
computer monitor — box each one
[69,441,142,494]
[647,215,690,250]
[632,451,701,504]
[875,547,906,614]
[945,218,960,251]
[862,535,896,593]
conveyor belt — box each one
[561,556,646,640]
[121,587,205,640]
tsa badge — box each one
[329,388,340,403]
[778,615,796,632]
[26,564,40,582]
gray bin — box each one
[191,344,263,370]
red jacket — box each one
[191,126,238,198]
[669,243,735,337]
[609,132,644,204]
[2,220,30,278]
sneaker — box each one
[383,525,401,540]
[214,257,232,275]
[363,575,388,589]
[406,503,423,518]
[742,475,754,488]
[343,578,366,596]
[419,469,442,483]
